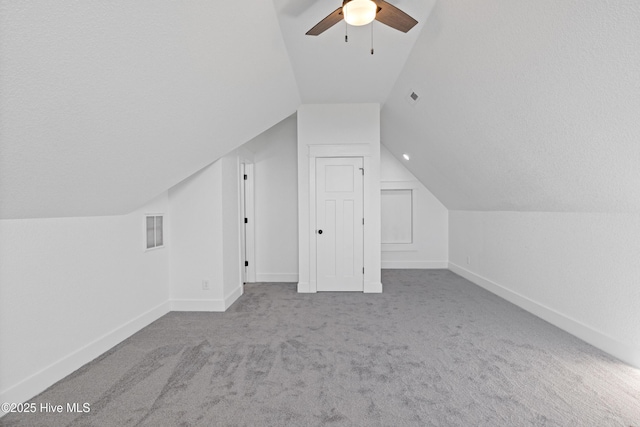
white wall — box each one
[297,104,382,293]
[220,155,243,297]
[449,211,640,368]
[1,150,247,410]
[168,155,243,310]
[243,115,299,282]
[380,145,448,268]
[169,162,224,305]
[379,0,640,369]
[1,0,300,219]
[0,193,171,408]
[241,118,448,280]
[382,1,640,213]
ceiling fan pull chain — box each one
[371,21,374,54]
[345,10,348,42]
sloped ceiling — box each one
[0,0,300,219]
[3,1,638,219]
[273,0,435,103]
[381,0,640,213]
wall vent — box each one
[145,214,164,250]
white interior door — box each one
[316,157,364,292]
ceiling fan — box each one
[306,0,418,36]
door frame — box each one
[308,144,372,293]
[240,162,256,283]
[315,156,364,291]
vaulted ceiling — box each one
[0,1,300,218]
[1,1,638,219]
[381,0,640,213]
[272,0,435,103]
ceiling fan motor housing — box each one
[305,0,418,36]
[342,0,378,27]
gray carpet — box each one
[2,269,640,426]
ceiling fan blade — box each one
[373,0,418,33]
[306,7,344,36]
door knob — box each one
[318,229,323,234]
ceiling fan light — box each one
[343,0,377,26]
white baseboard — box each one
[0,301,171,413]
[382,260,448,269]
[255,273,298,283]
[364,281,383,293]
[170,298,226,312]
[448,262,640,369]
[297,281,382,293]
[170,285,244,312]
[223,284,243,310]
[297,281,313,293]
[1,287,247,414]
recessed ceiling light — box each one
[402,153,410,161]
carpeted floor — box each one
[2,269,640,426]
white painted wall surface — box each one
[297,104,381,293]
[449,211,640,368]
[220,155,243,297]
[244,115,299,282]
[382,1,640,213]
[0,193,170,408]
[380,145,448,268]
[168,155,243,311]
[1,0,300,219]
[169,162,224,306]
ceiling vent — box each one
[407,89,420,106]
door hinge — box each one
[245,261,249,267]
[244,218,248,224]
[362,267,365,274]
[362,218,364,225]
[243,174,247,180]
[359,168,364,175]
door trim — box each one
[309,144,372,157]
[307,144,373,293]
[315,157,364,292]
[240,163,256,283]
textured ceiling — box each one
[2,1,639,219]
[0,0,299,219]
[272,0,435,103]
[381,0,640,213]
